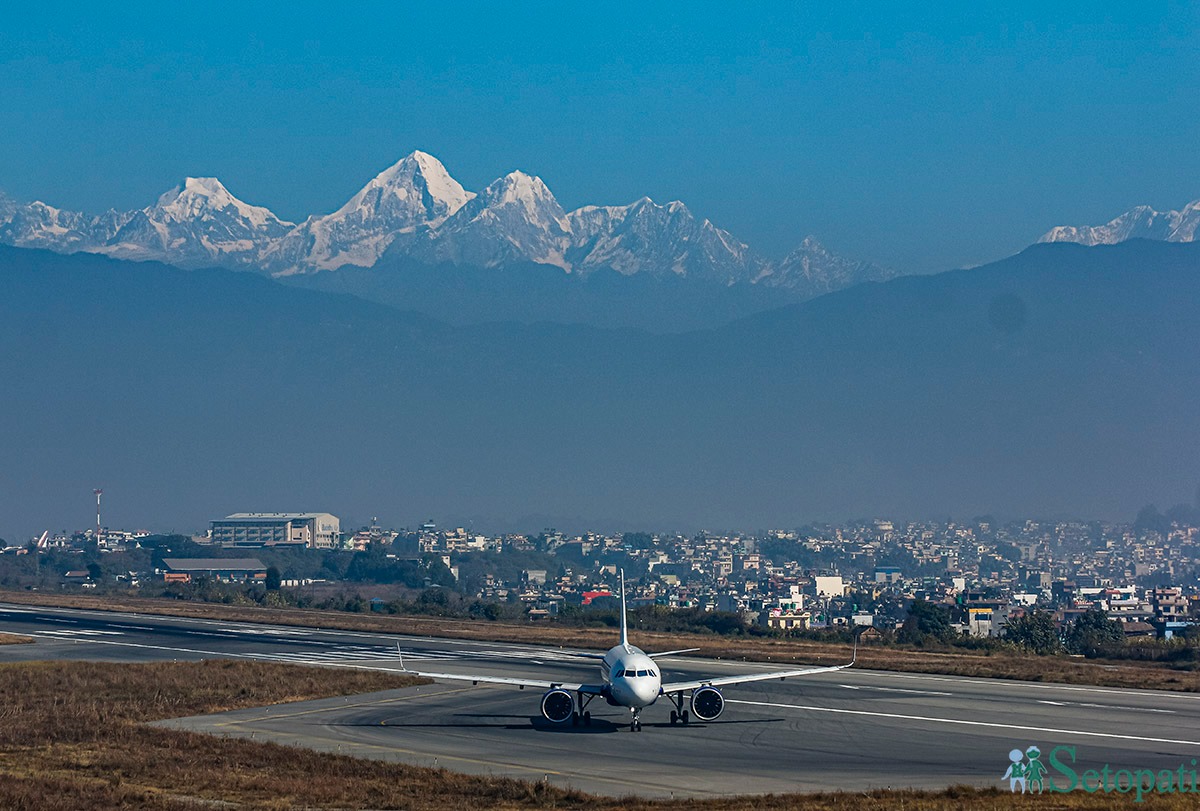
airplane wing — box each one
[660,661,852,694]
[398,666,607,694]
[395,647,606,693]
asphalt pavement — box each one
[3,602,1199,797]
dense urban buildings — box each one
[8,507,1200,644]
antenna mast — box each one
[93,489,103,540]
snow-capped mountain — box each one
[566,197,767,283]
[262,151,473,274]
[0,150,890,299]
[760,236,896,296]
[1040,200,1200,246]
[0,201,116,253]
[0,179,290,268]
[101,177,293,268]
[395,170,572,270]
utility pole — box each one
[93,489,103,541]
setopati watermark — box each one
[1003,745,1200,802]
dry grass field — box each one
[0,632,32,644]
[3,589,1198,692]
[0,659,1194,810]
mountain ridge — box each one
[0,151,890,299]
[1040,199,1200,246]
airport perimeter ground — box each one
[3,602,1200,804]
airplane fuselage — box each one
[600,643,661,708]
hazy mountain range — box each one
[0,238,1196,537]
[1040,199,1200,246]
[0,151,892,301]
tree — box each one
[265,566,282,591]
[1065,608,1124,656]
[622,532,655,551]
[86,562,103,582]
[1003,610,1061,655]
[898,600,955,646]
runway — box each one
[3,602,1200,797]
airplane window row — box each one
[613,668,657,678]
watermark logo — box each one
[1003,745,1048,794]
[1002,744,1200,802]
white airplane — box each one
[398,571,855,732]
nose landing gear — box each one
[630,708,643,732]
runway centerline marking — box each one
[838,684,951,696]
[726,699,1200,748]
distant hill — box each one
[0,239,1196,537]
[285,258,795,332]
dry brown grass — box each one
[4,589,1198,692]
[0,660,1194,809]
[0,632,32,644]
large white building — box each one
[210,513,341,549]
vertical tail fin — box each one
[619,568,629,648]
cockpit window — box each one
[614,668,624,678]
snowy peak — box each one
[565,196,763,283]
[480,170,556,207]
[0,200,100,252]
[1039,200,1200,246]
[151,177,292,232]
[760,235,896,296]
[469,171,567,228]
[100,177,292,268]
[403,169,572,270]
[262,150,475,274]
[331,150,472,226]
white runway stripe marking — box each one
[838,684,951,696]
[34,629,124,637]
[726,699,1200,748]
[1037,699,1174,714]
[216,628,314,637]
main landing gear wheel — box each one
[669,710,678,725]
[583,711,591,726]
[571,711,580,726]
[681,711,689,725]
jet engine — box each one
[690,686,724,721]
[540,688,575,723]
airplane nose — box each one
[634,680,658,705]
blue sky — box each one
[1,2,1197,272]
